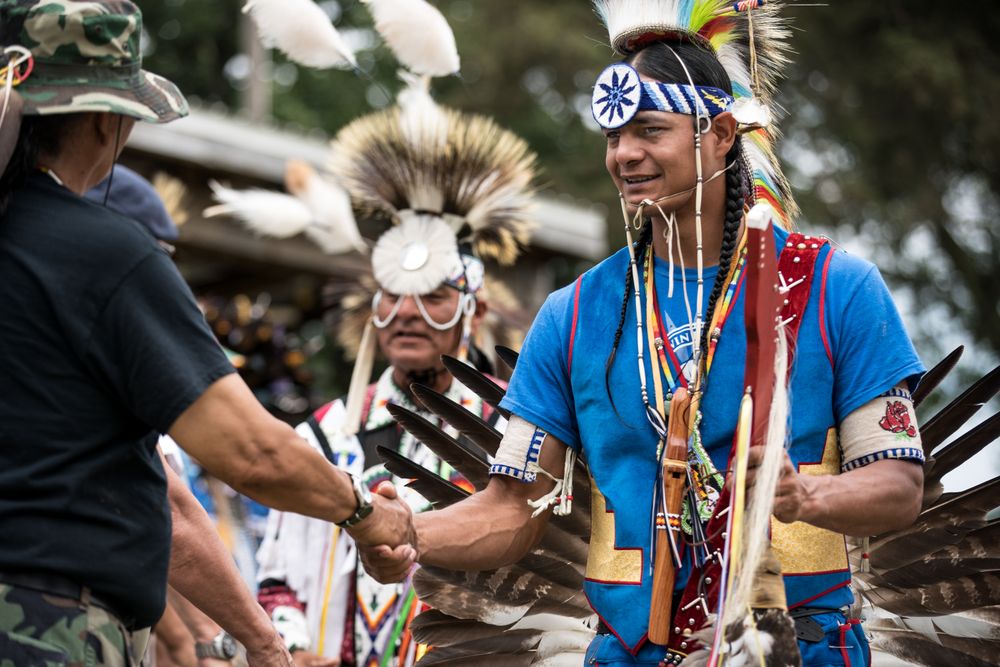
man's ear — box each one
[90,112,116,147]
[708,111,737,160]
[468,295,488,337]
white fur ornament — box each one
[243,0,357,69]
[362,0,460,77]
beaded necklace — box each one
[642,231,749,531]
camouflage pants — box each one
[0,583,147,667]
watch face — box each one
[217,633,238,659]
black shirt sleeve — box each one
[83,249,236,434]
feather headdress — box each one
[593,0,797,226]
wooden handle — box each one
[647,388,691,645]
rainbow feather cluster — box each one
[593,0,797,227]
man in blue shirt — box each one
[361,3,924,665]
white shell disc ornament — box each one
[372,214,460,296]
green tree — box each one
[782,2,1000,361]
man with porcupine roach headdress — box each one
[360,2,928,665]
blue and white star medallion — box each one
[592,63,642,129]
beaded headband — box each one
[592,62,734,129]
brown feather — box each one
[871,624,999,667]
[496,345,519,372]
[864,572,1000,616]
[418,562,589,616]
[410,383,503,456]
[919,363,1000,455]
[409,609,514,647]
[386,403,490,489]
[912,345,964,408]
[413,569,591,626]
[868,522,1000,589]
[376,445,469,507]
[441,355,510,418]
[869,476,1000,571]
[924,412,1000,502]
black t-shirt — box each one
[0,173,234,628]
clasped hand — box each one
[346,483,418,583]
[743,447,811,524]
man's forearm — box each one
[165,464,284,656]
[415,477,550,571]
[794,459,923,536]
[169,376,357,524]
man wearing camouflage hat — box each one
[0,3,414,665]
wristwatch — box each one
[335,472,374,527]
[195,631,237,660]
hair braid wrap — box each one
[698,140,747,372]
[604,221,653,418]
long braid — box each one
[698,140,746,366]
[605,221,653,418]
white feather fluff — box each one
[205,181,313,238]
[206,178,367,256]
[363,0,460,77]
[243,0,357,69]
[593,0,686,48]
[396,70,449,150]
[294,169,369,255]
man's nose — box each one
[395,294,420,320]
[615,133,645,166]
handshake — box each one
[345,482,421,583]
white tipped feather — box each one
[205,181,313,238]
[294,169,369,255]
[206,177,366,256]
[243,0,357,69]
[363,0,460,77]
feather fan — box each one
[363,0,460,77]
[850,350,1000,666]
[384,344,999,667]
[242,0,356,69]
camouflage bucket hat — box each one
[0,0,188,123]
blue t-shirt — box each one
[500,227,924,651]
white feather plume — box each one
[396,70,448,150]
[205,181,313,238]
[593,0,687,47]
[293,168,369,255]
[363,0,460,77]
[205,176,367,256]
[243,0,357,69]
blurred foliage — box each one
[140,1,999,372]
[139,0,614,212]
[781,2,1000,365]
